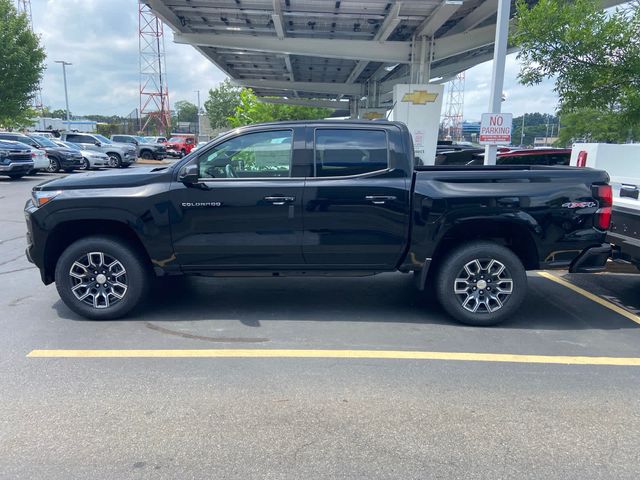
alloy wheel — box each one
[68,252,128,309]
[453,258,514,313]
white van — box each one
[571,143,640,269]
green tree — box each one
[556,108,640,145]
[228,88,331,127]
[204,79,242,130]
[0,0,46,128]
[512,0,640,138]
[174,100,198,123]
[511,113,559,146]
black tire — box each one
[8,174,25,180]
[107,153,122,168]
[180,149,186,157]
[54,236,150,320]
[46,157,60,173]
[140,150,153,160]
[435,241,527,326]
[80,158,91,170]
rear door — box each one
[302,127,410,268]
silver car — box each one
[60,133,136,168]
[53,140,110,170]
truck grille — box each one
[9,152,32,162]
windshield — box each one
[94,134,113,144]
[135,136,151,144]
[31,135,58,148]
[168,137,184,142]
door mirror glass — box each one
[179,163,199,185]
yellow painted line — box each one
[537,271,640,326]
[26,349,640,366]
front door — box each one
[302,127,410,268]
[169,127,306,269]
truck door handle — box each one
[264,196,295,205]
[365,195,396,205]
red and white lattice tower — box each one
[15,0,43,112]
[139,2,171,135]
[441,72,465,141]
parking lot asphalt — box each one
[2,171,640,479]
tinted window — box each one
[314,129,388,177]
[66,134,93,143]
[199,130,293,179]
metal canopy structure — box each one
[144,0,625,111]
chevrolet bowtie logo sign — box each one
[401,91,439,105]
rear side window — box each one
[314,129,388,177]
[66,134,92,143]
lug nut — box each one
[479,290,484,295]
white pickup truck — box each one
[571,143,640,270]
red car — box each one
[165,134,196,157]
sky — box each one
[30,0,559,121]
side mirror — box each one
[179,163,199,186]
[94,141,101,147]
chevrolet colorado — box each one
[25,121,612,325]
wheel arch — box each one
[43,219,152,284]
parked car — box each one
[60,133,136,168]
[0,132,83,173]
[110,135,166,160]
[437,147,571,166]
[1,140,48,174]
[145,136,167,144]
[572,143,640,270]
[165,134,196,157]
[53,140,110,170]
[0,140,33,179]
[25,120,612,326]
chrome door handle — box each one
[365,195,396,205]
[264,196,295,205]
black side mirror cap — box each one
[179,163,199,186]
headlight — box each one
[32,190,62,207]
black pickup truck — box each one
[25,121,612,326]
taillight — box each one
[592,184,612,230]
[576,150,588,167]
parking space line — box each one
[537,271,640,326]
[26,349,640,366]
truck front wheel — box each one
[54,236,149,320]
[435,241,527,326]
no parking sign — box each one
[479,113,512,145]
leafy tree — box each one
[0,0,46,128]
[557,108,640,145]
[228,88,331,127]
[511,113,559,146]
[174,100,198,123]
[204,79,242,129]
[512,0,640,138]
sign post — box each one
[479,113,513,145]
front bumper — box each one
[87,156,109,167]
[0,161,34,174]
[60,155,83,169]
[568,243,611,273]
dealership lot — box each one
[2,172,640,479]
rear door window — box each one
[314,129,388,177]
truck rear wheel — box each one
[435,241,527,326]
[54,236,149,320]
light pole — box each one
[194,90,201,139]
[54,60,72,128]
